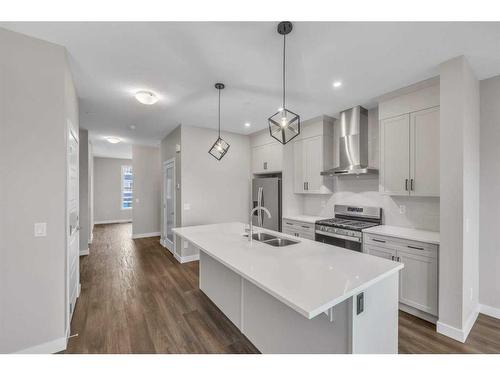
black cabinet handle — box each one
[410,179,414,191]
[372,238,386,243]
[405,179,408,191]
[407,245,424,250]
[301,225,310,229]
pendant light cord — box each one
[282,33,286,110]
[218,87,221,138]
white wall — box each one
[181,126,251,227]
[79,129,90,253]
[303,108,440,231]
[0,28,77,353]
[438,56,480,341]
[132,145,161,237]
[479,75,500,314]
[93,157,133,223]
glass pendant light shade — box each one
[208,137,230,160]
[268,108,300,144]
[268,21,300,145]
[208,83,230,161]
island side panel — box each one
[199,251,242,329]
[350,272,399,354]
[241,279,350,354]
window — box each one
[121,165,133,209]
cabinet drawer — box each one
[282,219,315,239]
[364,233,437,258]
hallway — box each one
[66,224,500,354]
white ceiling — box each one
[2,22,500,157]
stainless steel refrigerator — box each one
[252,177,282,231]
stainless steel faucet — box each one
[249,206,271,241]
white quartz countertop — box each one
[173,222,403,319]
[362,225,440,245]
[282,215,329,224]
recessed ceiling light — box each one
[333,81,343,88]
[245,122,251,127]
[135,90,158,105]
[129,125,136,130]
[278,107,283,112]
[105,137,121,144]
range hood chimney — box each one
[321,106,378,176]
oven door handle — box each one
[315,230,362,243]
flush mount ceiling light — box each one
[245,122,251,128]
[268,21,300,145]
[333,81,343,88]
[105,137,121,144]
[208,83,230,161]
[134,90,158,105]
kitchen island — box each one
[173,222,403,354]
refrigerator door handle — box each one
[258,186,263,227]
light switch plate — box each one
[34,222,47,237]
[399,205,406,214]
[183,203,191,210]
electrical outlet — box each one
[183,203,191,210]
[34,222,47,237]
[399,205,406,214]
[183,240,189,249]
[321,200,327,208]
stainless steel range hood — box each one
[321,106,378,176]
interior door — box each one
[67,126,79,326]
[410,107,440,197]
[380,114,410,195]
[163,160,175,250]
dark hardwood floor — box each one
[65,223,500,354]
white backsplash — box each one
[303,175,440,231]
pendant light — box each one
[268,21,300,145]
[208,83,230,161]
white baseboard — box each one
[79,248,89,256]
[399,303,437,324]
[480,304,500,319]
[132,231,161,239]
[94,219,131,225]
[174,252,199,264]
[436,306,479,343]
[160,238,175,254]
[14,336,67,354]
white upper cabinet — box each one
[410,107,440,196]
[251,142,283,174]
[293,116,334,194]
[380,114,411,195]
[379,82,440,197]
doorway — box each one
[162,159,175,251]
[66,123,80,332]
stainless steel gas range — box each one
[315,205,382,252]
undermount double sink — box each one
[250,232,299,247]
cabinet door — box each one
[266,142,283,172]
[252,145,265,174]
[410,107,440,197]
[293,140,305,193]
[304,136,323,193]
[380,114,410,195]
[364,245,396,260]
[397,250,438,315]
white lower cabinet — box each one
[282,219,315,240]
[363,234,438,321]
